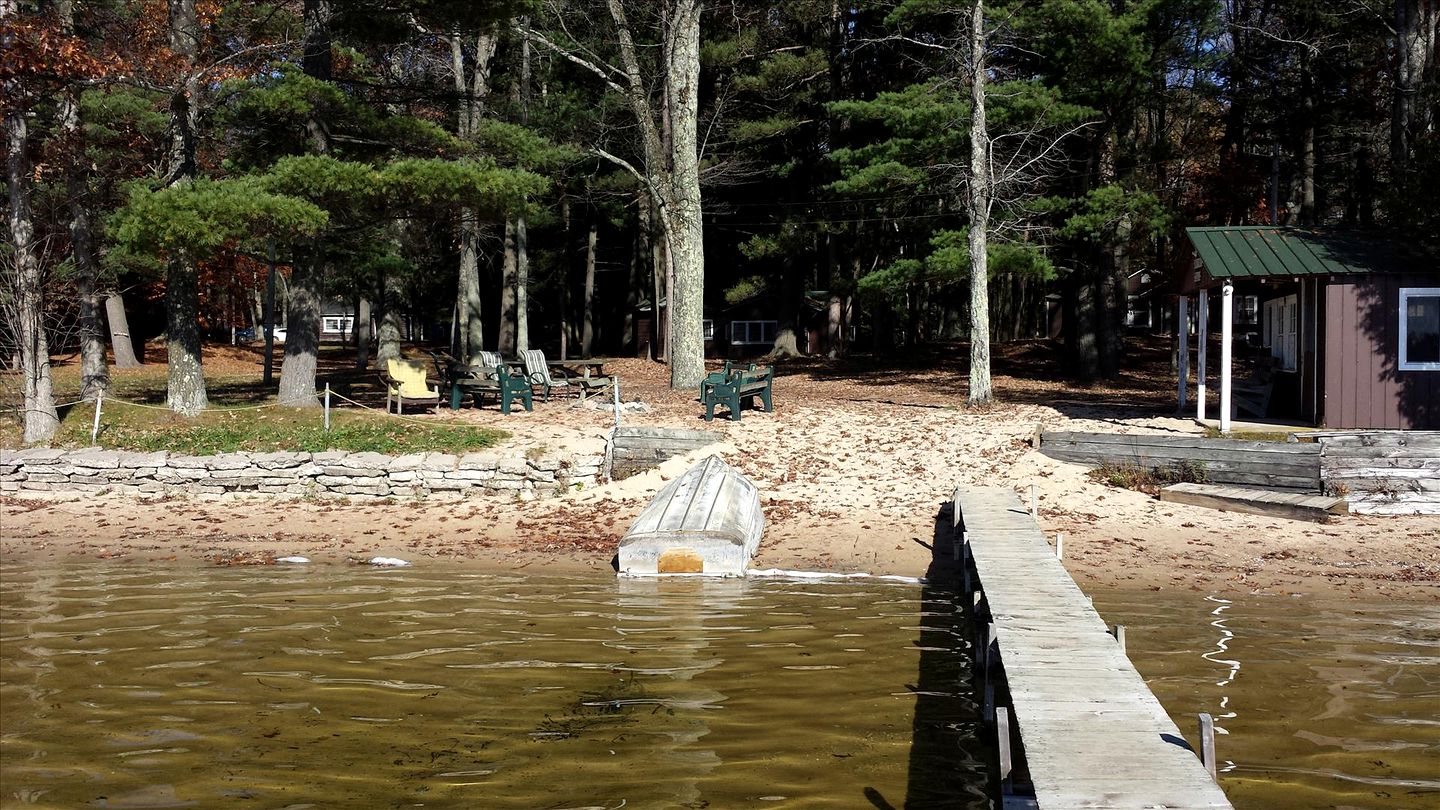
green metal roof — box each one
[1185,226,1424,282]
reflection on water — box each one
[1094,591,1440,810]
[0,563,983,809]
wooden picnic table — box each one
[545,357,614,380]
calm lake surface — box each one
[0,563,984,809]
[2,562,1436,810]
[1094,592,1440,810]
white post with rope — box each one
[91,390,103,445]
[324,383,332,432]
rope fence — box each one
[5,381,491,443]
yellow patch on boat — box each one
[657,548,704,574]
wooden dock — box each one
[954,486,1234,809]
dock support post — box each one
[1112,624,1126,653]
[1054,531,1064,560]
[1198,713,1217,779]
[997,706,1013,788]
[1029,484,1037,518]
[961,534,971,594]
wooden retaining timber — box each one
[1311,432,1440,516]
[609,426,722,480]
[1159,483,1348,522]
[1039,431,1322,492]
[954,487,1233,809]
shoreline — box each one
[5,362,1437,604]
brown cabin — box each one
[1181,227,1439,430]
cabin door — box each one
[1263,294,1298,370]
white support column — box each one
[1177,296,1190,410]
[1196,290,1209,422]
[1219,281,1234,434]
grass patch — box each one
[5,400,507,455]
[1201,426,1295,442]
[1089,459,1209,495]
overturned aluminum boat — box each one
[618,455,764,576]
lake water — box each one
[2,563,1436,810]
[1094,592,1440,810]
[0,564,985,809]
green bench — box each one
[700,362,774,422]
[429,351,532,414]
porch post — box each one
[1177,296,1189,410]
[1196,290,1208,422]
[1219,281,1234,433]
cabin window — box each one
[702,319,714,340]
[322,316,353,335]
[1399,288,1440,371]
[729,320,777,345]
[1237,294,1259,325]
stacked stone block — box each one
[0,448,605,500]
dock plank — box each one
[955,486,1233,810]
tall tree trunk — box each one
[105,294,141,366]
[1393,0,1438,172]
[456,211,485,358]
[603,0,703,386]
[57,2,108,399]
[452,31,496,360]
[278,0,333,407]
[279,256,322,406]
[624,191,644,354]
[966,0,993,407]
[515,215,530,353]
[1299,61,1316,225]
[163,0,206,415]
[5,78,58,442]
[770,258,804,357]
[583,220,598,356]
[498,220,518,354]
[1073,279,1100,382]
[660,0,705,389]
[355,296,371,368]
[514,22,532,354]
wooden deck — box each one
[1159,482,1348,522]
[954,487,1234,809]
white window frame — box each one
[702,319,714,341]
[321,316,353,335]
[1399,287,1440,371]
[729,320,777,345]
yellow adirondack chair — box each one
[382,358,441,414]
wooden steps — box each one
[1159,482,1348,522]
[955,487,1233,810]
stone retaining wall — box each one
[0,448,605,500]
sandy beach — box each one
[3,354,1437,601]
